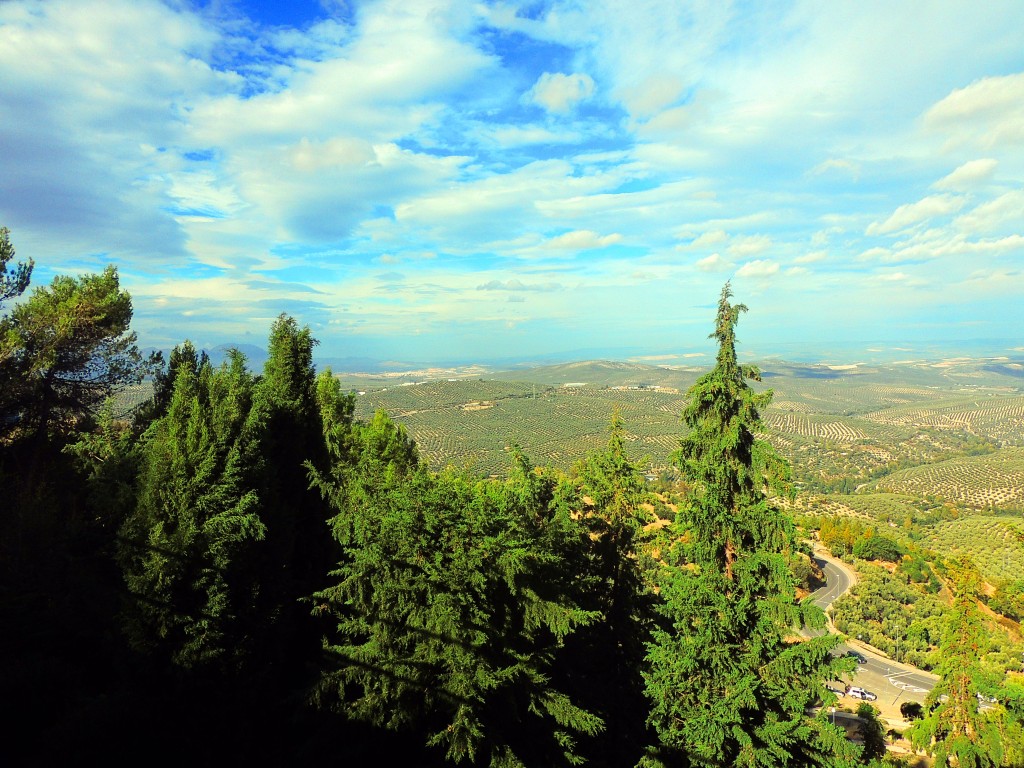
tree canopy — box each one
[0,264,142,441]
[0,225,33,309]
[908,559,1024,767]
[310,420,602,767]
[642,283,859,768]
[6,251,960,766]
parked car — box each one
[846,686,877,701]
[845,651,867,664]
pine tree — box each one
[241,315,339,674]
[1,265,143,442]
[642,284,858,768]
[0,225,32,310]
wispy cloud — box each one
[932,159,998,190]
[866,195,966,236]
[736,260,779,278]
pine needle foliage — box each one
[642,284,858,768]
[310,420,601,767]
[119,316,340,675]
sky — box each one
[1,0,1023,366]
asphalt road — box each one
[811,556,854,611]
[808,551,938,714]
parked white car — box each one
[846,686,877,701]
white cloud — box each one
[932,158,998,190]
[695,253,731,272]
[866,194,966,236]
[736,259,779,278]
[290,137,377,172]
[794,251,826,264]
[391,159,615,247]
[542,230,622,250]
[809,158,860,181]
[728,234,772,256]
[876,271,909,282]
[527,72,596,114]
[685,229,729,248]
[0,0,225,260]
[856,247,893,263]
[925,72,1024,147]
[477,279,563,291]
[954,190,1024,236]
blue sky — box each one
[2,0,1023,365]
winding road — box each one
[808,550,939,718]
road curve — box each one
[807,548,939,717]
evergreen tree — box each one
[310,424,601,767]
[134,342,210,425]
[116,323,347,757]
[0,225,32,310]
[119,345,267,670]
[854,703,886,764]
[642,284,858,768]
[241,315,339,674]
[556,409,659,766]
[907,559,1021,767]
[0,265,142,443]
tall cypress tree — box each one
[241,314,338,674]
[119,344,266,670]
[908,559,1022,767]
[642,284,857,768]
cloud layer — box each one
[1,0,1022,360]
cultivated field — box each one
[348,357,1024,484]
[917,515,1024,582]
[355,379,687,475]
[869,448,1024,508]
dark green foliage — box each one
[789,552,823,592]
[554,410,659,766]
[852,534,904,563]
[642,285,859,767]
[907,561,1022,767]
[0,265,143,442]
[135,342,210,424]
[855,703,886,763]
[120,316,340,677]
[899,702,923,720]
[988,579,1024,621]
[896,552,941,593]
[119,344,266,669]
[0,225,32,308]
[311,418,601,767]
[241,315,339,670]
